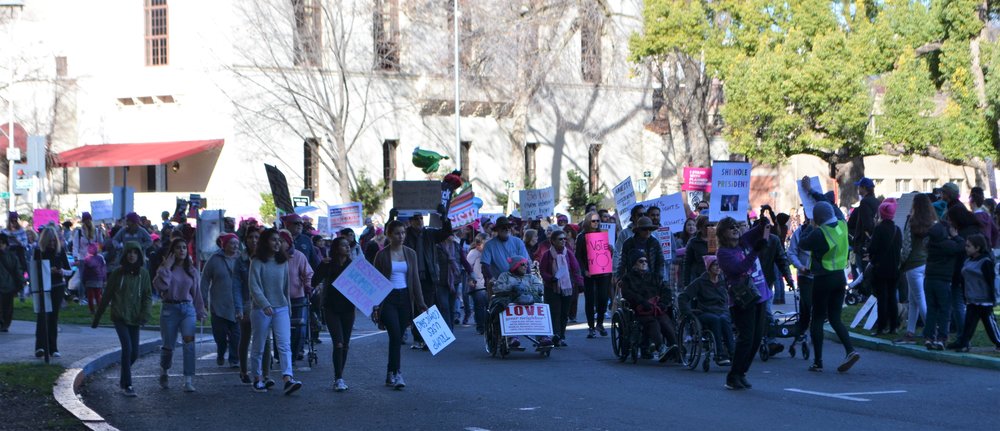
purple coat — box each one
[538,246,584,294]
[716,223,772,305]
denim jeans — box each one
[923,277,952,341]
[461,282,474,322]
[699,312,734,358]
[951,283,966,340]
[250,306,293,379]
[114,321,140,388]
[160,302,197,376]
[436,286,457,331]
[471,289,488,333]
[904,266,926,335]
[773,265,786,303]
[211,314,240,365]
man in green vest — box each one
[799,177,861,373]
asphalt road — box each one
[82,312,1000,431]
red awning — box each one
[56,139,224,168]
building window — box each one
[373,0,400,71]
[950,178,964,193]
[62,167,69,194]
[524,143,537,187]
[292,0,322,67]
[922,178,936,192]
[55,56,67,77]
[460,141,471,181]
[580,7,602,84]
[895,178,911,193]
[588,144,601,194]
[303,138,319,196]
[382,139,398,185]
[144,0,169,66]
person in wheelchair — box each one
[678,255,735,366]
[491,256,553,348]
[621,249,678,362]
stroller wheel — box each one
[759,343,770,362]
[802,342,810,360]
[789,344,796,358]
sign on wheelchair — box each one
[500,304,553,336]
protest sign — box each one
[585,231,613,275]
[32,209,60,230]
[448,190,478,228]
[328,202,364,231]
[500,304,553,336]
[112,186,135,220]
[90,199,113,221]
[686,191,705,214]
[599,222,616,249]
[393,181,441,210]
[264,164,294,215]
[332,257,394,316]
[639,192,686,232]
[29,260,53,313]
[708,161,751,222]
[682,167,712,192]
[518,187,554,220]
[412,305,456,355]
[894,192,917,228]
[613,177,637,226]
[653,227,674,262]
[797,176,824,220]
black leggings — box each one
[583,275,610,329]
[873,275,899,333]
[324,307,356,379]
[381,289,412,373]
[810,272,854,364]
[545,293,571,340]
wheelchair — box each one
[676,312,717,372]
[611,296,679,364]
[484,298,554,359]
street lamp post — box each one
[2,1,24,213]
[452,0,461,168]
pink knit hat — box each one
[702,255,718,269]
[508,256,528,273]
[878,198,897,221]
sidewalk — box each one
[0,320,145,366]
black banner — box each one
[265,164,295,215]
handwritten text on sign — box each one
[412,305,456,355]
[613,178,636,226]
[332,258,394,316]
[500,304,553,336]
[518,187,555,220]
[585,232,613,275]
[653,227,673,262]
[328,202,364,230]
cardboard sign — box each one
[332,257,395,316]
[585,231,613,275]
[613,177,637,227]
[196,209,225,259]
[797,176,824,221]
[599,222,616,249]
[32,209,60,230]
[639,192,686,233]
[90,199,113,221]
[708,161,751,222]
[412,305,456,355]
[707,226,718,254]
[393,181,441,210]
[328,202,364,231]
[265,164,295,214]
[518,187,554,220]
[448,190,478,228]
[112,186,135,220]
[29,260,53,313]
[682,167,712,192]
[894,192,917,228]
[653,227,674,262]
[500,303,553,336]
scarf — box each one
[550,247,573,296]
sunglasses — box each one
[636,259,648,263]
[553,236,566,241]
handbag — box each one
[731,275,761,309]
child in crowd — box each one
[950,234,1000,352]
[82,243,107,314]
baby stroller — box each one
[759,284,809,361]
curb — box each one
[823,327,1000,371]
[53,336,213,431]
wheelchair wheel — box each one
[611,312,630,362]
[702,330,716,373]
[628,319,642,364]
[678,315,702,370]
[759,340,770,362]
[485,306,502,357]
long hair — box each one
[241,225,261,256]
[330,236,351,259]
[168,238,195,277]
[909,194,937,238]
[695,215,710,239]
[946,204,982,232]
[82,219,96,241]
[581,211,601,234]
[38,227,62,254]
[966,234,990,258]
[255,228,288,263]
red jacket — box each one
[538,246,584,294]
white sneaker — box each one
[183,376,196,392]
[51,351,61,358]
[334,378,348,392]
[393,372,405,389]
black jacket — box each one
[868,219,902,278]
[848,194,880,250]
[313,258,356,313]
[682,236,709,288]
[678,273,729,316]
[757,233,793,286]
[616,235,664,282]
[925,221,964,280]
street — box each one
[81,310,1000,431]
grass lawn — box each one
[0,362,86,430]
[840,304,1000,358]
[13,297,210,328]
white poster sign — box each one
[328,202,364,231]
[500,303,554,336]
[639,192,686,233]
[708,161,752,222]
[653,227,674,262]
[613,177,637,227]
[412,305,456,355]
[29,260,53,313]
[599,222,616,249]
[797,176,824,220]
[894,192,917,228]
[332,257,394,316]
[518,187,555,220]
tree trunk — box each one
[830,154,865,208]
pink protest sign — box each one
[585,232,613,275]
[682,167,712,192]
[33,209,60,230]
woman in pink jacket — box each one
[279,230,314,363]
